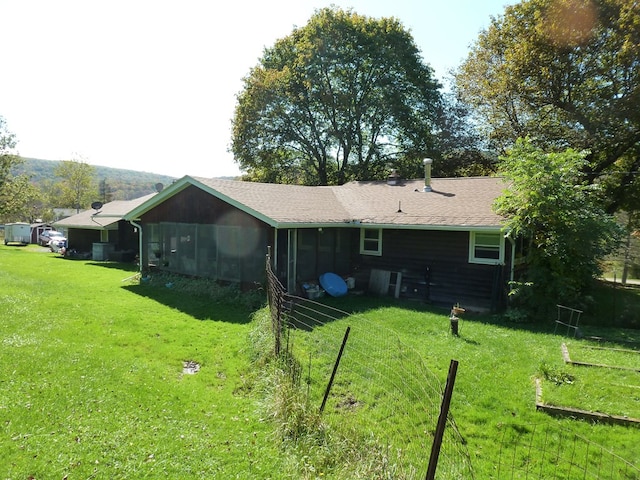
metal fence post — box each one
[425,359,459,480]
[320,326,351,414]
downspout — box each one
[129,220,143,273]
[505,231,515,284]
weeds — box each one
[137,270,266,310]
[538,362,575,385]
[248,309,415,479]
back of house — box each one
[3,222,31,246]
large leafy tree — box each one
[0,117,19,183]
[0,116,39,222]
[495,138,622,317]
[455,0,640,211]
[431,89,498,177]
[232,7,442,185]
[54,159,97,213]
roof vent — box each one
[387,169,400,186]
[423,158,433,192]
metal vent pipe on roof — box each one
[387,169,400,185]
[423,158,433,192]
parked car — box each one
[39,230,65,247]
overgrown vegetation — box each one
[251,289,640,478]
[496,139,623,319]
[136,270,266,311]
[248,309,412,479]
[541,341,640,418]
[539,361,575,386]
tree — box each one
[454,0,640,211]
[1,175,43,223]
[99,178,114,204]
[495,138,623,317]
[232,7,442,185]
[54,159,97,213]
[431,89,498,177]
[0,116,35,222]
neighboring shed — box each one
[30,222,55,245]
[125,175,512,311]
[54,194,156,260]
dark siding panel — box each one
[355,229,508,311]
[117,220,139,251]
[139,186,272,286]
[295,228,354,289]
[142,185,261,227]
[67,228,101,252]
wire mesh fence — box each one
[264,254,639,479]
[265,255,474,479]
[495,422,640,479]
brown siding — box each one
[142,185,261,228]
[354,229,510,311]
[139,185,273,287]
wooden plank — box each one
[536,403,640,427]
[535,378,640,427]
[390,271,402,299]
[369,269,391,295]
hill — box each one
[14,157,180,200]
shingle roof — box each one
[335,177,508,228]
[188,176,508,229]
[54,193,157,229]
[192,177,351,224]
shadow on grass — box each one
[80,260,139,273]
[75,261,257,323]
[320,291,637,342]
[121,283,256,323]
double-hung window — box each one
[469,231,504,264]
[360,228,382,256]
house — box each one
[124,174,513,311]
[54,194,156,261]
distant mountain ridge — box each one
[14,157,180,201]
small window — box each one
[469,232,504,264]
[360,228,382,256]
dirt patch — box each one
[183,360,201,374]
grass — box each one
[2,244,640,478]
[0,245,281,478]
[266,293,640,478]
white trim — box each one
[468,231,504,265]
[360,228,383,256]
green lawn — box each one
[1,245,639,479]
[278,296,640,478]
[0,245,281,478]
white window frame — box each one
[469,231,504,265]
[360,228,382,256]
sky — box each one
[0,0,516,179]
